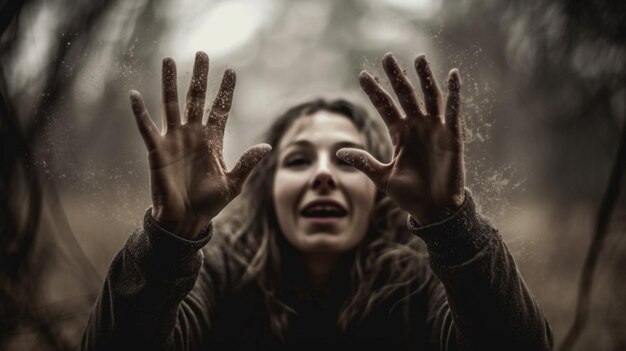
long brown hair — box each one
[217,99,427,340]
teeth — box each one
[302,204,346,217]
[310,206,339,212]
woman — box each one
[82,52,553,350]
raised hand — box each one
[130,52,271,239]
[337,53,464,226]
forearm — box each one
[411,190,553,350]
[81,209,212,350]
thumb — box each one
[227,143,272,192]
[336,148,387,188]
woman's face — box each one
[273,111,377,254]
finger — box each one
[359,70,402,127]
[207,69,236,155]
[130,90,159,150]
[161,57,180,131]
[445,69,462,137]
[382,53,423,118]
[184,51,209,125]
[336,148,387,189]
[414,54,442,120]
[227,143,272,193]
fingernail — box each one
[224,69,236,83]
[360,70,374,79]
[416,54,427,67]
[358,71,373,86]
[383,53,398,68]
[195,51,208,62]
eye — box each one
[336,158,352,167]
[284,156,310,167]
[334,153,356,169]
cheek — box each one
[340,173,376,249]
[273,170,307,218]
[343,172,377,209]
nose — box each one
[310,156,337,192]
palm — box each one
[338,53,464,225]
[148,125,229,221]
[385,119,462,218]
[130,52,270,238]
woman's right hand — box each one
[130,52,271,239]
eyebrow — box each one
[283,140,365,150]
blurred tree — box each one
[0,0,170,348]
[436,0,626,349]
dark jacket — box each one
[81,192,553,350]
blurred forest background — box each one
[1,0,624,349]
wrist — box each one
[151,208,212,240]
[408,193,465,226]
[409,207,457,226]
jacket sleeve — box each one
[81,209,223,350]
[408,190,553,350]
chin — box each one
[293,233,361,254]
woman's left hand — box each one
[337,53,465,225]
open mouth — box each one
[300,201,348,219]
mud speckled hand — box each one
[130,52,271,239]
[337,53,464,226]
